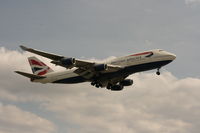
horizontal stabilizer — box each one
[15,71,46,79]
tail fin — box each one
[28,56,53,76]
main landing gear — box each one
[156,68,160,75]
[91,81,102,88]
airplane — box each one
[15,45,176,91]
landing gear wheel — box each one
[94,83,102,88]
[95,84,100,88]
[91,82,95,86]
[106,84,112,90]
[91,80,103,88]
[99,84,103,88]
[156,71,160,75]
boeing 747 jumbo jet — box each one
[15,46,176,91]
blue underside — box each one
[53,76,86,84]
[53,60,172,84]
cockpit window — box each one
[159,50,164,52]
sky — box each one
[0,0,200,133]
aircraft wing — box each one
[73,64,123,79]
[20,45,64,60]
[20,45,123,75]
[20,45,94,67]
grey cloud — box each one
[43,73,198,133]
[0,103,56,133]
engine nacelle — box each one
[94,64,108,71]
[120,79,133,86]
[51,58,76,68]
[111,85,124,91]
[60,58,76,67]
[61,57,76,65]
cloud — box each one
[0,103,56,133]
[42,72,198,133]
[185,0,200,5]
[0,47,64,102]
[1,47,200,133]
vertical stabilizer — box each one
[28,56,53,76]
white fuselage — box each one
[33,49,176,84]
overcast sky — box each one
[0,0,200,133]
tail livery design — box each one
[28,57,53,75]
[15,57,53,81]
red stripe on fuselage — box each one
[129,52,152,56]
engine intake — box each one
[61,58,76,66]
[94,64,108,71]
[120,79,133,86]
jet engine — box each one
[61,58,76,66]
[110,85,124,91]
[120,79,133,86]
[94,64,108,71]
[51,57,76,68]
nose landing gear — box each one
[156,68,160,75]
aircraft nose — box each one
[170,53,176,60]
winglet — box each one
[20,45,29,51]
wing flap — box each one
[75,60,95,68]
[74,60,123,72]
[74,64,123,79]
[106,64,123,72]
[74,69,94,79]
